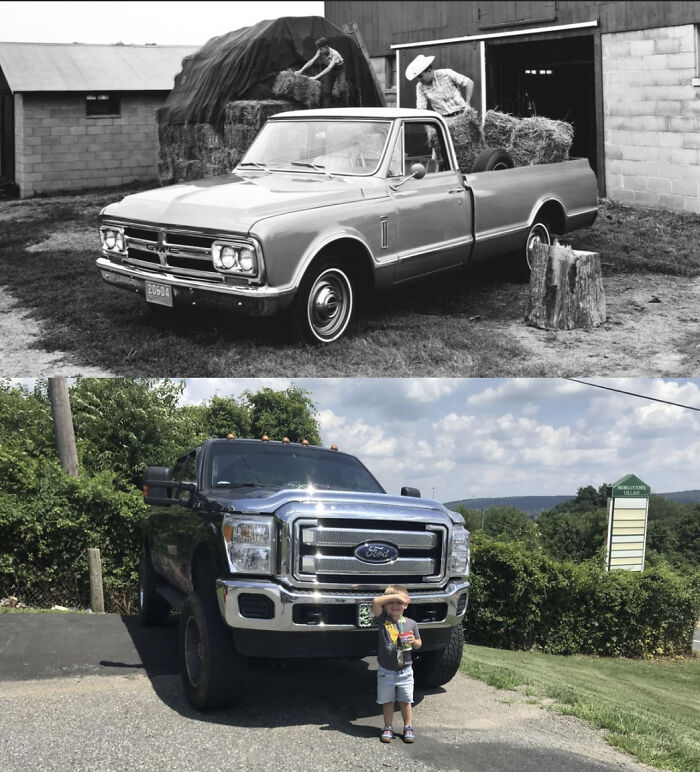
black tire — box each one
[470,147,515,173]
[179,591,246,710]
[413,624,464,688]
[294,258,355,344]
[138,553,170,626]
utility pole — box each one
[48,377,79,477]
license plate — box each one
[357,601,376,628]
[145,280,173,307]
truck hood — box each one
[101,172,367,233]
[200,487,465,525]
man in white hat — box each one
[405,54,474,117]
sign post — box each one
[605,474,651,572]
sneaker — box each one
[380,726,394,743]
[403,726,416,743]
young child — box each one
[372,584,422,743]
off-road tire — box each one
[138,553,170,626]
[413,624,464,688]
[471,147,515,173]
[293,258,355,344]
[179,590,246,710]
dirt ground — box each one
[2,270,698,377]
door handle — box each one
[447,189,463,194]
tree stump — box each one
[525,240,606,330]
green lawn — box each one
[460,643,700,772]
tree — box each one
[69,378,194,488]
[244,385,321,445]
[200,394,251,438]
[482,506,533,540]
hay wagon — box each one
[96,107,598,344]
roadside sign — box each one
[605,474,650,572]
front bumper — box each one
[96,256,295,317]
[217,577,469,658]
[217,577,469,632]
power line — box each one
[565,378,700,412]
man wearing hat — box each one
[405,54,474,117]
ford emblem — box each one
[354,542,398,564]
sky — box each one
[165,377,700,503]
[0,1,325,46]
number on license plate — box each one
[145,281,173,307]
[357,601,376,628]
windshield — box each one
[207,443,386,493]
[239,119,391,176]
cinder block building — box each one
[0,42,197,197]
[326,1,700,213]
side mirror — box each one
[410,162,426,180]
[390,163,426,191]
[401,486,421,498]
[143,466,173,505]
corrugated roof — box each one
[0,42,199,92]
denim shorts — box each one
[376,665,414,704]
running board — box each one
[156,584,187,611]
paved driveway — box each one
[0,613,660,772]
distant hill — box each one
[444,490,700,517]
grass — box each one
[1,184,699,376]
[460,643,700,772]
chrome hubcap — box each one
[526,223,550,270]
[307,268,352,342]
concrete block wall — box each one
[603,25,700,214]
[14,92,164,197]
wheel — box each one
[138,553,170,626]
[522,218,552,276]
[294,259,355,343]
[470,147,515,173]
[413,624,464,688]
[179,591,246,710]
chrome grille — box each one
[294,519,446,586]
[122,226,222,282]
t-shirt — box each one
[375,611,421,671]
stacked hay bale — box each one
[429,107,485,174]
[272,70,322,108]
[159,99,294,184]
[481,110,574,167]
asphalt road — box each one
[0,613,659,772]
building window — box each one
[86,94,120,117]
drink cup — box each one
[398,631,412,650]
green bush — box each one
[0,463,148,612]
[465,533,700,657]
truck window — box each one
[172,451,196,482]
[403,121,449,174]
[207,444,385,493]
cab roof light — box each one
[226,433,236,439]
[330,444,338,451]
[261,435,270,442]
[301,439,309,446]
[282,437,290,443]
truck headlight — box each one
[223,515,274,574]
[212,241,258,276]
[100,225,125,254]
[450,526,470,576]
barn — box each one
[325,1,700,213]
[0,42,197,197]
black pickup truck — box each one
[140,436,470,709]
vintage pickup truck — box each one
[98,107,598,343]
[140,436,470,710]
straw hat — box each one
[405,54,435,81]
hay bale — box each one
[509,116,573,166]
[272,70,321,108]
[436,107,486,173]
[225,99,295,129]
[483,110,519,149]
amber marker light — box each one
[222,524,233,542]
[282,437,290,443]
[330,444,338,451]
[301,439,309,446]
[226,433,235,439]
[261,435,270,442]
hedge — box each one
[465,533,700,657]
